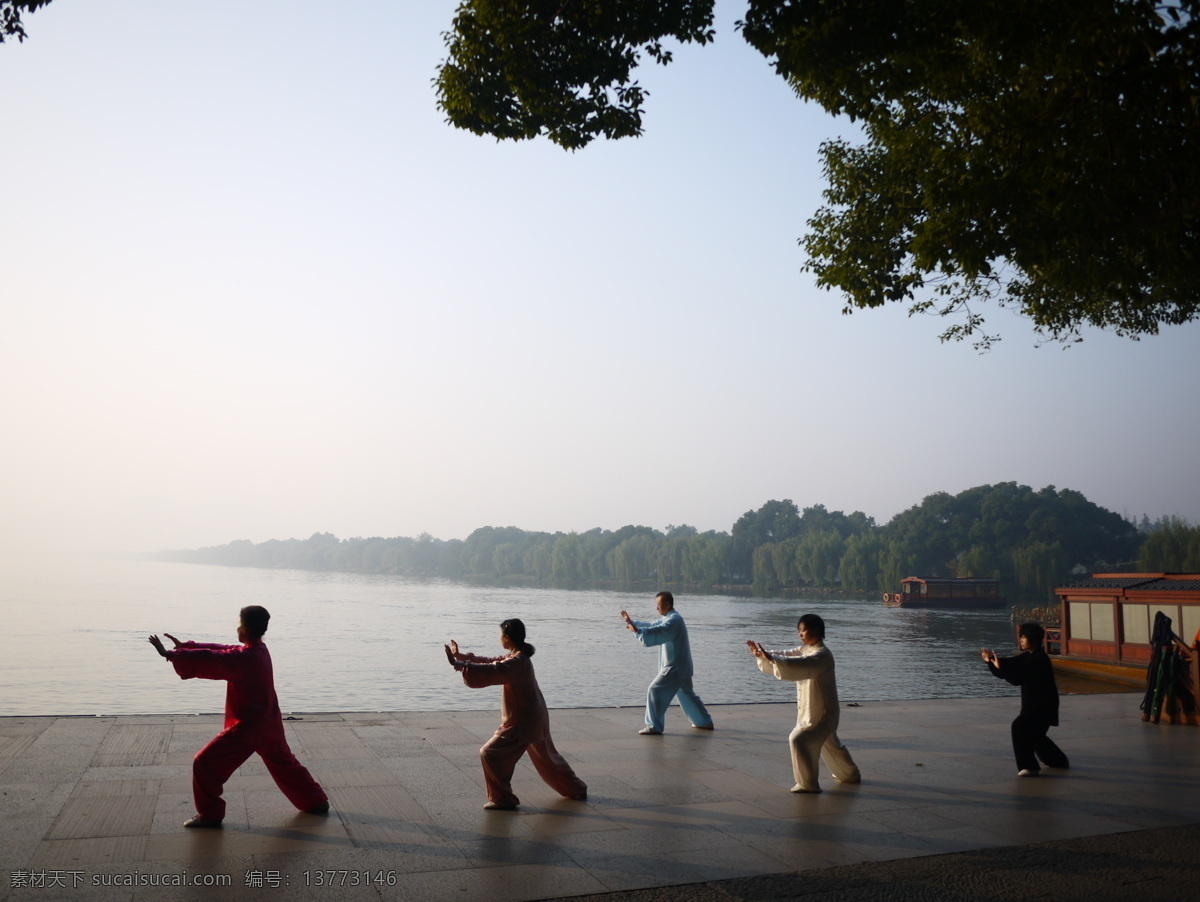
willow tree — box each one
[437,1,1200,346]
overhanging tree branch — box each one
[0,1,52,43]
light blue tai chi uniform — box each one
[631,610,713,732]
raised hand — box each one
[163,633,182,648]
[148,635,168,658]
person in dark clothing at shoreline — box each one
[982,622,1070,777]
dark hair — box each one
[656,591,675,608]
[797,613,825,640]
[1018,622,1045,650]
[501,618,535,657]
[240,605,270,639]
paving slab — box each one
[2,693,1198,902]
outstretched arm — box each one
[757,644,827,681]
[984,649,1028,685]
[447,639,503,664]
[746,640,771,661]
[633,613,679,647]
[458,652,522,689]
[160,641,247,681]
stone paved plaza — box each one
[2,693,1197,901]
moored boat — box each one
[883,576,1006,609]
[1050,573,1200,713]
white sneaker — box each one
[638,727,662,735]
[1017,768,1039,777]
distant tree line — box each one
[156,482,1184,601]
[1137,516,1200,572]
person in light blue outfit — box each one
[619,591,715,735]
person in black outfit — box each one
[981,622,1070,777]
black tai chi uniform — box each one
[987,649,1070,773]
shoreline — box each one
[4,681,1137,724]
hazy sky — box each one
[3,1,1198,562]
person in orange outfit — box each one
[445,619,587,810]
[148,605,329,828]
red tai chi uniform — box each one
[166,639,328,821]
[459,650,587,808]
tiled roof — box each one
[1058,578,1157,589]
[1058,576,1200,592]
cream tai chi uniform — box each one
[756,642,861,792]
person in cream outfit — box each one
[748,613,861,793]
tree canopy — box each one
[883,482,1141,585]
[1138,516,1200,570]
[157,483,1147,600]
[0,1,50,43]
[436,1,1200,346]
[436,0,715,150]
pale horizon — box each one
[3,1,1198,565]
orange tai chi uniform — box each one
[166,640,328,821]
[459,650,587,808]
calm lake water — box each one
[0,560,1024,717]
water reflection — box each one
[1,561,1030,717]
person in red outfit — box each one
[148,606,329,828]
[445,619,587,810]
